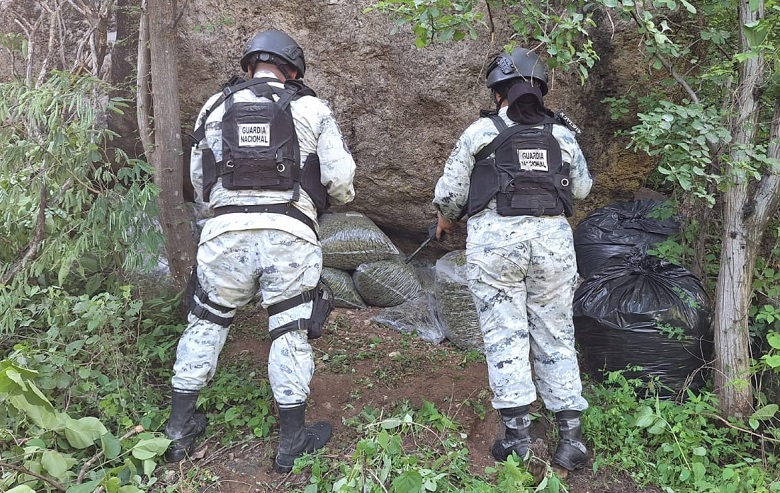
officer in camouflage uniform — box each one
[163,29,356,473]
[432,48,592,472]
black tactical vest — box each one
[194,78,329,211]
[468,115,573,217]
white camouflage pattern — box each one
[433,107,592,412]
[190,69,356,245]
[173,71,355,406]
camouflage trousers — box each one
[171,228,322,406]
[466,226,588,413]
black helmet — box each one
[240,29,306,78]
[485,47,549,95]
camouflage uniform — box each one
[175,69,356,407]
[433,107,592,413]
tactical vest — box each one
[467,114,573,218]
[192,78,329,211]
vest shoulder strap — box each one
[474,115,559,162]
[190,77,298,144]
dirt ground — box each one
[166,306,661,493]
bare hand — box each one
[436,212,455,240]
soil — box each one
[165,306,661,493]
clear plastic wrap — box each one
[321,267,366,309]
[371,292,446,344]
[352,257,421,307]
[319,212,400,271]
[434,250,483,352]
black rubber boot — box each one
[163,389,208,463]
[553,410,588,471]
[491,406,532,461]
[274,403,332,474]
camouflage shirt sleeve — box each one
[433,119,492,222]
[313,99,356,207]
[553,124,592,200]
[189,92,222,203]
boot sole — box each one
[553,455,588,471]
[274,460,293,474]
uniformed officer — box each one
[432,47,593,472]
[163,29,356,474]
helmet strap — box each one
[277,64,293,80]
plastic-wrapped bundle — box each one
[321,267,366,309]
[573,200,679,279]
[573,249,713,398]
[352,257,421,307]
[372,292,446,344]
[319,212,400,270]
[434,250,483,352]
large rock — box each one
[175,1,655,254]
[0,1,658,256]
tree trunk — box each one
[107,0,141,164]
[713,0,765,418]
[147,0,195,291]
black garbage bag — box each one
[573,200,679,279]
[573,250,713,398]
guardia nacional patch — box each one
[238,123,271,147]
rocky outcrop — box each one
[0,1,660,256]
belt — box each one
[212,204,317,236]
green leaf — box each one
[7,393,61,430]
[131,437,171,460]
[143,458,156,476]
[66,480,102,493]
[750,404,778,421]
[393,470,423,493]
[381,418,403,429]
[742,21,767,48]
[117,487,144,493]
[57,260,71,286]
[7,486,37,493]
[62,416,108,449]
[41,449,72,480]
[767,332,780,350]
[679,0,696,13]
[648,420,667,435]
[101,432,122,459]
[105,477,121,493]
[762,354,780,368]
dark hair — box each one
[491,79,518,100]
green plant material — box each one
[296,401,562,492]
[630,101,729,207]
[319,212,400,271]
[759,330,780,371]
[353,258,422,307]
[198,362,276,444]
[434,250,482,351]
[322,267,367,309]
[0,71,162,333]
[656,323,691,341]
[365,0,485,48]
[0,359,170,492]
[584,370,780,492]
